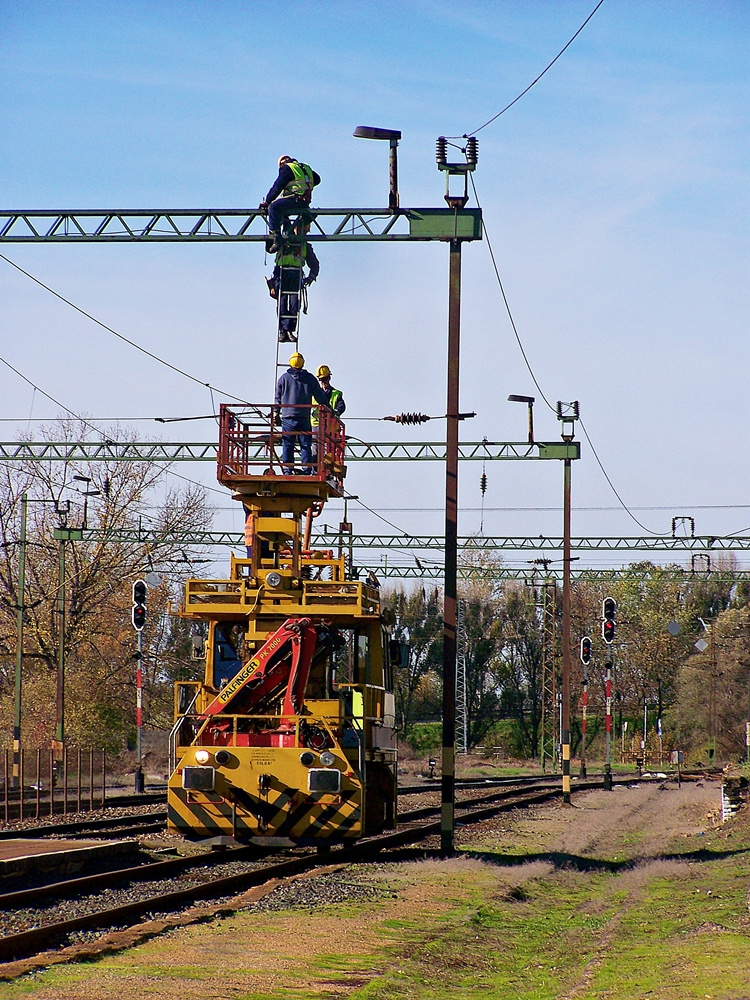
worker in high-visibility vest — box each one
[260,155,320,252]
[311,365,345,466]
[266,240,320,342]
[312,365,346,424]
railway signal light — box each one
[132,579,147,631]
[580,636,592,664]
[602,597,616,645]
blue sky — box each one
[1,1,748,574]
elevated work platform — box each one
[218,404,346,507]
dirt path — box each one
[0,778,736,1000]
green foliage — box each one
[675,604,750,758]
[403,721,442,755]
[481,718,526,757]
[383,585,443,735]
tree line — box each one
[385,556,750,762]
[0,421,210,752]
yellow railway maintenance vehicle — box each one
[167,403,398,845]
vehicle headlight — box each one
[319,751,336,767]
[195,749,211,764]
[266,571,282,588]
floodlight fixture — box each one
[353,126,401,209]
[508,394,535,444]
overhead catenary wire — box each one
[469,176,556,414]
[0,357,740,537]
[468,175,669,538]
[0,353,227,505]
[0,252,251,407]
[0,353,113,441]
[578,418,668,536]
[448,0,606,138]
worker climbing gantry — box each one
[261,155,321,346]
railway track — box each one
[0,809,167,841]
[0,768,699,843]
[1,790,165,824]
[0,774,642,966]
[0,771,571,841]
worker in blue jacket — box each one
[260,155,321,252]
[274,352,330,474]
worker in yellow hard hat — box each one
[259,155,321,253]
[312,365,346,427]
[274,353,330,474]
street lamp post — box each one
[353,126,402,210]
[54,501,70,759]
[12,494,27,787]
[52,481,98,765]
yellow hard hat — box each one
[317,365,331,378]
[289,352,304,369]
[278,155,293,167]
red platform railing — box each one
[217,404,346,491]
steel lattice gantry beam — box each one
[53,527,750,581]
[74,527,750,553]
[361,565,750,582]
[0,440,578,463]
[312,533,750,552]
[0,207,482,243]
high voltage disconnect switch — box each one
[132,580,147,631]
[602,597,616,644]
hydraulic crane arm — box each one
[201,617,318,718]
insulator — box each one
[480,472,487,495]
[385,412,431,425]
[466,136,478,165]
[436,136,447,165]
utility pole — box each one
[561,454,571,802]
[52,508,82,771]
[438,137,477,856]
[12,493,27,787]
[132,580,148,792]
[441,234,461,854]
[558,402,578,804]
[604,657,612,788]
[602,597,616,790]
[456,599,468,755]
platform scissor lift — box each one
[167,403,398,845]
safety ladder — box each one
[275,240,306,345]
[266,208,316,409]
[273,238,306,400]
